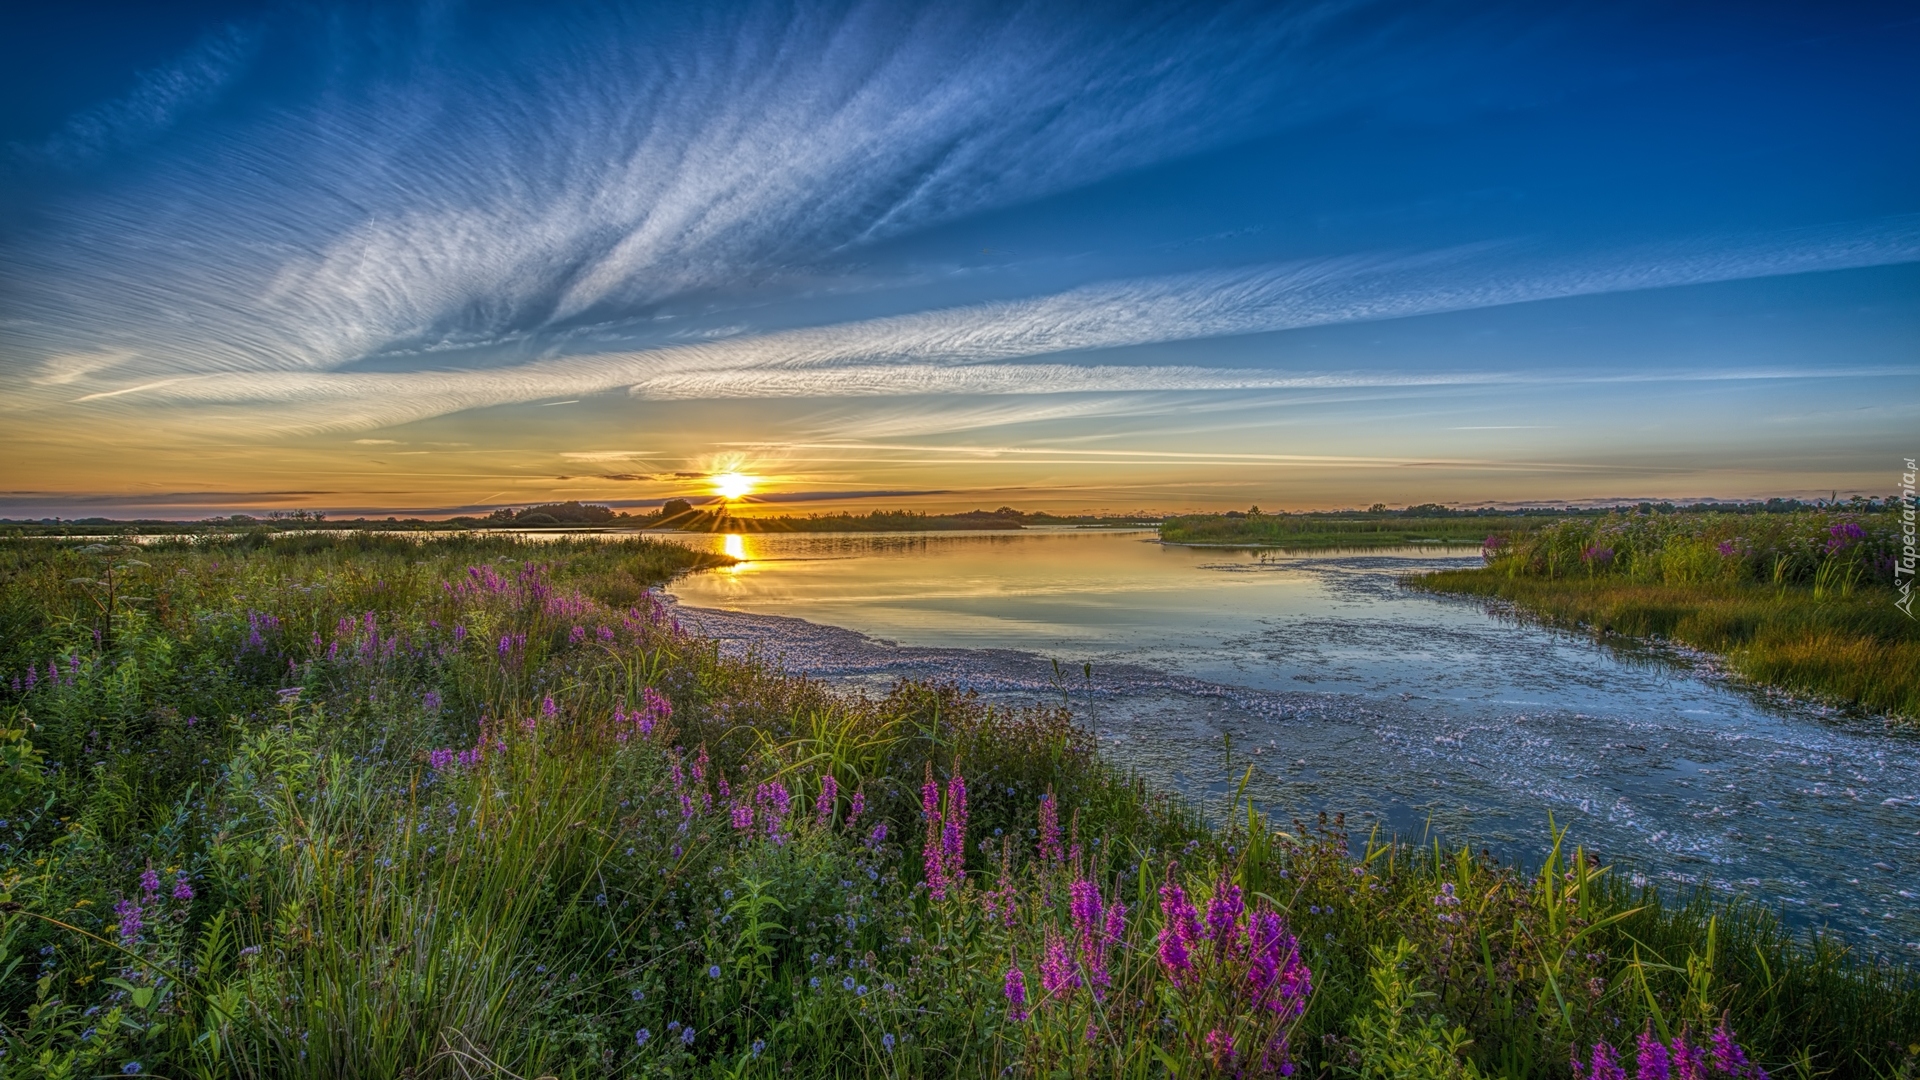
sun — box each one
[711,472,755,500]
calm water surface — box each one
[657,528,1919,954]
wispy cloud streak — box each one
[27,212,1917,433]
[2,0,1387,384]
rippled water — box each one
[658,528,1920,955]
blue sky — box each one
[2,0,1916,516]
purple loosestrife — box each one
[923,764,948,899]
[1637,1023,1672,1080]
[1206,879,1244,956]
[940,767,968,887]
[1157,880,1200,985]
[1711,1015,1763,1078]
[815,773,838,826]
[171,874,194,902]
[1004,965,1030,1022]
[1570,1042,1627,1080]
[114,899,143,944]
[757,781,792,842]
[140,869,161,897]
[640,687,672,733]
[846,787,866,828]
[1040,930,1078,999]
[541,694,559,720]
[1069,877,1108,988]
[1671,1029,1707,1080]
[1037,793,1063,865]
[1204,1029,1236,1070]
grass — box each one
[1159,514,1561,550]
[1413,510,1920,722]
[0,533,1914,1078]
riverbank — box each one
[1,534,1914,1077]
[1415,510,1919,723]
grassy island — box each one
[1158,508,1559,550]
[1,534,1914,1078]
[1414,511,1919,722]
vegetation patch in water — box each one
[1415,510,1920,722]
[0,534,1914,1077]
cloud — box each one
[1,0,1394,383]
[34,213,1919,434]
[19,25,257,167]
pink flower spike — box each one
[1003,965,1029,1022]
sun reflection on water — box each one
[722,533,748,570]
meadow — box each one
[1,533,1915,1078]
[1414,511,1919,722]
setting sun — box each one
[711,472,755,500]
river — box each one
[651,527,1919,956]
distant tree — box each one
[658,499,694,521]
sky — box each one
[2,0,1917,518]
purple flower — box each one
[1040,930,1077,999]
[1157,880,1199,984]
[1205,879,1243,955]
[1037,792,1063,865]
[568,625,586,644]
[114,899,143,944]
[1637,1023,1671,1080]
[139,869,161,897]
[1069,877,1107,986]
[1004,964,1029,1021]
[846,788,866,827]
[1710,1016,1758,1077]
[1583,545,1615,565]
[171,874,194,902]
[867,822,888,848]
[541,694,558,719]
[815,773,838,825]
[1671,1031,1707,1080]
[423,690,442,712]
[1574,1041,1628,1080]
[453,624,467,645]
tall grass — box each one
[1414,511,1919,721]
[0,535,1914,1078]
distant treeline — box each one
[6,495,1906,539]
[0,501,1153,537]
[1156,496,1910,548]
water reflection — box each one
[658,529,1920,956]
[722,533,748,567]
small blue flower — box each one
[843,976,856,991]
[751,1039,766,1058]
[123,1065,143,1076]
[722,889,733,900]
[636,1029,651,1046]
[632,988,645,1001]
[882,1033,895,1052]
[708,964,722,979]
[809,977,821,988]
[667,1021,681,1033]
[810,952,820,963]
[681,1027,696,1046]
[856,984,868,996]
